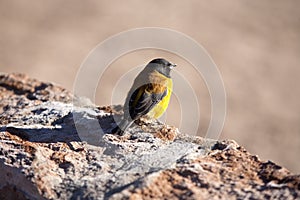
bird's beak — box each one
[170,63,177,69]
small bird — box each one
[112,58,176,136]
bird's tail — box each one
[112,118,134,136]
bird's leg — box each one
[139,115,154,125]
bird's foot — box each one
[138,116,155,125]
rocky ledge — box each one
[0,73,299,200]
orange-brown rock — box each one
[0,73,299,199]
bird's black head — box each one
[147,58,176,78]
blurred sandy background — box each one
[1,1,299,173]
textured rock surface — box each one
[0,73,299,200]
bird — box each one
[112,58,176,136]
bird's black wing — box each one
[126,84,167,120]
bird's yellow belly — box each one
[146,80,172,119]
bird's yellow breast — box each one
[146,75,173,119]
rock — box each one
[0,73,299,200]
